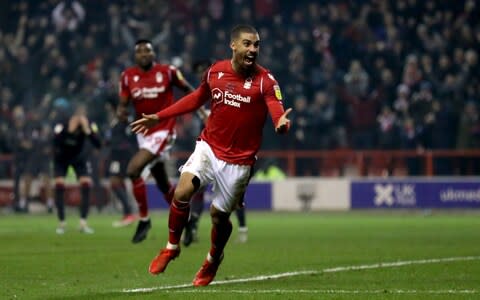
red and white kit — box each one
[120,63,189,155]
[157,60,287,211]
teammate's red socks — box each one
[168,200,190,244]
[132,178,148,218]
[210,219,232,260]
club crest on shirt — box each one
[133,75,139,82]
[218,72,224,79]
[244,77,252,89]
[273,85,283,100]
[156,72,163,83]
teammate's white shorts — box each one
[136,129,175,161]
[180,140,252,213]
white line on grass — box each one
[122,255,480,293]
[162,289,478,295]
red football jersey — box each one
[156,60,287,165]
[120,63,188,133]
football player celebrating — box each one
[131,25,292,286]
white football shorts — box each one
[136,129,175,161]
[180,140,252,213]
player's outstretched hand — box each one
[275,108,292,134]
[130,113,160,135]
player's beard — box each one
[138,58,153,70]
[234,53,257,76]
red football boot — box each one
[192,254,224,287]
[148,248,180,275]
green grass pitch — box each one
[0,211,479,299]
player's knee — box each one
[172,176,200,202]
[210,207,230,226]
[173,187,191,203]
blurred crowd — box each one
[1,0,480,178]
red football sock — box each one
[209,219,232,260]
[168,200,190,245]
[132,178,148,218]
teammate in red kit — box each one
[118,39,195,243]
[131,25,292,286]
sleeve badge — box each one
[273,85,283,100]
[176,69,185,81]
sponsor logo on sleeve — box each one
[273,85,283,100]
[176,70,185,81]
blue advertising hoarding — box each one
[351,179,480,209]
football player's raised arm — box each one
[156,66,212,119]
[131,86,210,135]
[155,83,210,119]
[263,76,292,134]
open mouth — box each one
[244,54,256,65]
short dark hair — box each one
[135,39,152,46]
[230,25,258,41]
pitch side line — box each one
[122,255,480,293]
[163,289,478,295]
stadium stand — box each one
[0,0,479,180]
